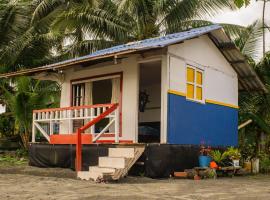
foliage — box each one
[233,0,250,8]
[0,0,247,71]
[224,147,241,160]
[0,0,63,73]
[209,150,227,164]
[240,142,257,161]
[0,77,60,149]
[0,113,15,138]
[0,154,27,166]
[260,153,270,173]
[238,52,270,159]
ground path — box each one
[0,172,270,200]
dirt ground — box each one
[0,166,270,200]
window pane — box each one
[196,86,202,100]
[187,84,194,99]
[196,71,202,85]
[187,67,195,83]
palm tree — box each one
[0,77,60,149]
[32,0,246,57]
[0,0,63,73]
[239,52,270,153]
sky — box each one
[211,0,269,26]
[209,0,270,61]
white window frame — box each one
[186,64,205,104]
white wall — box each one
[59,56,139,142]
[168,35,238,107]
[139,84,161,123]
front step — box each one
[89,166,116,174]
[99,157,126,169]
[109,148,135,158]
[77,146,145,182]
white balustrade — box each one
[32,104,119,143]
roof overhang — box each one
[0,25,266,92]
[208,29,267,92]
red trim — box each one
[75,103,119,171]
[50,134,92,144]
[50,134,132,145]
[33,104,114,113]
[70,72,123,137]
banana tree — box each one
[0,77,60,149]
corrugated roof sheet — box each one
[50,24,222,66]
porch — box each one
[32,103,121,144]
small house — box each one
[0,25,265,179]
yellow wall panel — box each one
[196,86,202,100]
[187,67,195,82]
[187,84,194,99]
[196,71,202,85]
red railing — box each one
[75,103,119,171]
[33,104,115,113]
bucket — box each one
[199,155,211,167]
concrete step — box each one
[99,157,126,169]
[89,166,116,174]
[77,171,103,181]
[109,148,135,158]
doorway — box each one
[71,76,120,133]
[138,61,161,143]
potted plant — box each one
[199,144,211,167]
[209,150,227,168]
[224,147,241,167]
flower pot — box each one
[251,158,260,174]
[244,161,252,173]
[198,155,211,167]
[232,159,240,167]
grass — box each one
[0,150,28,166]
[0,155,27,166]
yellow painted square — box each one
[187,84,194,99]
[196,86,202,100]
[187,67,195,83]
[196,71,202,85]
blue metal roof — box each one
[55,24,222,66]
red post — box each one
[76,129,82,171]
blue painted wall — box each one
[167,94,238,146]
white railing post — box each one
[68,110,72,134]
[115,106,120,143]
[32,113,36,142]
[90,107,95,134]
[49,111,53,136]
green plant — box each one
[259,154,270,174]
[240,142,257,161]
[224,147,241,160]
[209,150,227,164]
[1,77,60,149]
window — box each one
[186,65,204,102]
[72,83,85,106]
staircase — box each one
[77,146,145,182]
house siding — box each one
[167,93,238,146]
[167,35,238,146]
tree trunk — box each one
[262,0,266,58]
[20,132,30,150]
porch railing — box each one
[32,103,120,143]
